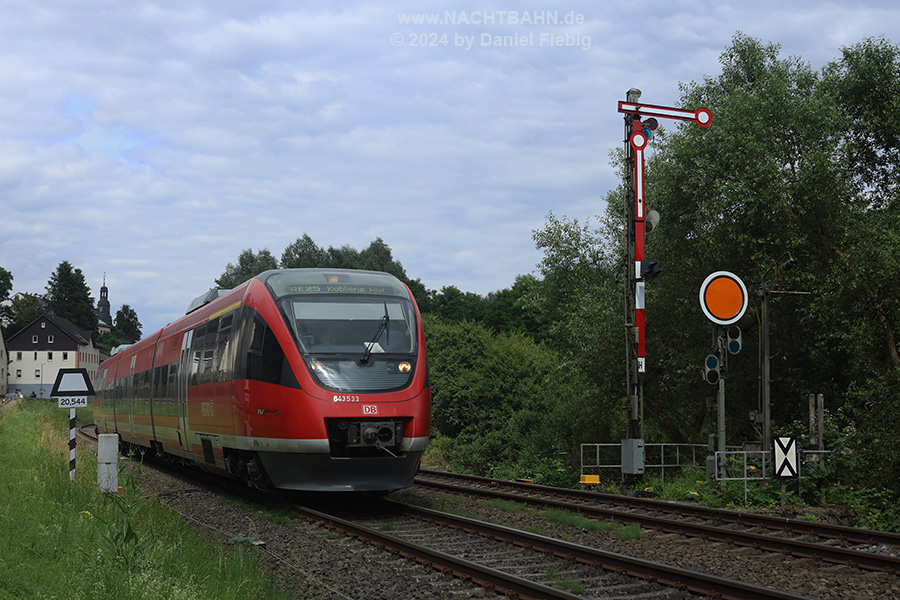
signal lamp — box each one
[645,210,660,234]
[727,326,742,354]
[642,117,659,139]
[640,259,661,281]
[704,354,720,385]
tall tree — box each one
[0,266,12,301]
[525,211,624,429]
[632,32,900,494]
[429,286,486,323]
[358,237,407,279]
[281,234,327,268]
[278,234,429,308]
[114,304,143,342]
[45,261,96,331]
[215,248,278,288]
[824,36,900,208]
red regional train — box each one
[93,269,430,492]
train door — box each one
[148,344,161,445]
[127,354,137,441]
[176,329,193,452]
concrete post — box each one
[97,434,119,494]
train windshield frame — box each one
[261,270,419,393]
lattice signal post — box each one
[617,90,712,470]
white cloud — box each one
[0,0,897,333]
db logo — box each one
[362,405,378,415]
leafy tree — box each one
[358,238,408,278]
[215,248,278,288]
[424,315,615,484]
[823,36,900,208]
[816,37,900,490]
[45,261,96,331]
[278,234,430,308]
[526,211,622,389]
[622,33,900,492]
[429,286,486,323]
[482,275,541,337]
[114,304,143,342]
[281,234,327,268]
[96,329,134,357]
[324,244,360,269]
[5,292,45,336]
[0,266,11,301]
[630,33,852,443]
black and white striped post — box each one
[50,369,95,481]
[68,407,77,480]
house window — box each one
[48,352,53,361]
[32,335,38,344]
[41,322,46,328]
[63,352,69,361]
[16,370,22,379]
[48,335,54,344]
[35,369,41,378]
[17,352,22,361]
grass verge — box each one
[0,400,288,600]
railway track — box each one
[76,426,900,598]
[296,498,815,600]
[408,469,900,598]
[417,469,900,551]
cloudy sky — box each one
[1,0,896,335]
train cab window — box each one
[283,297,418,393]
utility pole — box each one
[756,252,809,452]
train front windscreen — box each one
[263,270,419,393]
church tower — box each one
[97,273,112,331]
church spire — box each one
[97,273,112,325]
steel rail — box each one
[391,500,815,600]
[292,503,585,600]
[418,469,900,549]
[415,473,900,574]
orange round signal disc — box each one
[699,271,748,325]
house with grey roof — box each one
[6,314,100,398]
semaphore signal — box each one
[618,89,712,479]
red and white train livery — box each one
[93,269,430,492]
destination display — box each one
[288,284,388,295]
[264,269,409,299]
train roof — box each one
[184,269,408,316]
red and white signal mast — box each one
[617,89,712,476]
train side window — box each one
[216,314,234,381]
[167,363,178,405]
[154,366,165,404]
[245,314,299,389]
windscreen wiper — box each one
[359,304,390,365]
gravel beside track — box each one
[398,486,900,600]
[133,460,900,599]
[135,465,495,599]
